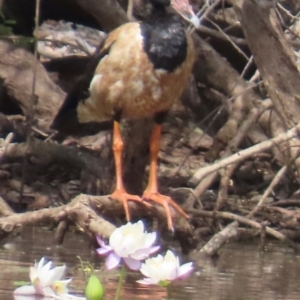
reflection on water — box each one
[1,227,300,299]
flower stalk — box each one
[114,263,126,300]
[166,284,172,300]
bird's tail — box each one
[50,80,112,136]
[51,37,112,136]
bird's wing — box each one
[51,24,135,133]
[80,25,129,96]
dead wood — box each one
[213,100,273,211]
[2,0,300,254]
[35,21,107,59]
[54,220,69,245]
[0,194,116,240]
[192,34,262,161]
[0,195,14,217]
[2,140,109,181]
[0,113,43,140]
[67,0,128,32]
[189,121,300,187]
[197,222,239,258]
[278,0,300,14]
[187,98,272,208]
[189,208,299,253]
[229,0,300,166]
[247,166,287,219]
[197,26,248,47]
[0,41,65,131]
[0,139,193,239]
[0,193,192,243]
[230,0,300,129]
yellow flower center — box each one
[51,281,64,294]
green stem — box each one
[166,284,172,300]
[114,263,126,300]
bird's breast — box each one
[77,22,194,123]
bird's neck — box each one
[141,9,187,73]
[150,5,167,16]
[148,5,171,24]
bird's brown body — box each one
[77,22,195,123]
[52,0,198,230]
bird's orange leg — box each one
[142,124,189,230]
[110,121,143,221]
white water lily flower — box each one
[137,250,193,286]
[96,221,159,270]
[13,257,85,299]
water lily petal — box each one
[116,234,136,257]
[136,277,157,285]
[14,295,38,300]
[52,279,72,295]
[144,232,156,248]
[14,285,37,295]
[164,250,177,262]
[39,261,53,285]
[96,247,112,256]
[148,245,160,255]
[123,257,141,270]
[29,266,38,283]
[177,262,193,279]
[36,257,45,272]
[45,265,66,285]
[16,257,76,299]
[140,260,162,283]
[138,250,193,285]
[136,220,144,232]
[165,263,178,281]
[130,245,160,260]
[43,285,56,297]
[108,221,159,260]
[96,236,108,248]
[106,252,121,270]
[109,228,124,252]
[59,295,87,300]
[96,237,112,256]
[41,260,52,275]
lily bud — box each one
[85,275,104,300]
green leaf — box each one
[158,280,171,287]
[0,24,13,36]
[0,10,5,21]
[5,19,16,25]
[13,280,31,286]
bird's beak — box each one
[171,0,200,29]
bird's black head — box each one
[149,0,171,8]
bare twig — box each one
[206,18,249,60]
[127,0,134,20]
[19,0,40,202]
[0,132,14,160]
[277,3,299,21]
[188,209,299,251]
[0,194,192,241]
[189,122,300,187]
[196,25,248,47]
[247,166,287,219]
[240,55,254,78]
[188,0,222,34]
[215,164,236,211]
[184,99,272,209]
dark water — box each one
[1,226,300,300]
